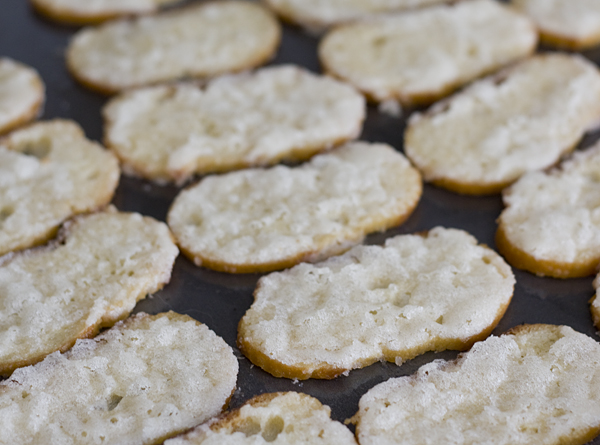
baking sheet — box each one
[2,0,600,440]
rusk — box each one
[103,65,365,183]
[0,312,238,445]
[238,228,514,379]
[0,120,119,256]
[167,142,422,273]
[355,324,600,445]
[0,209,178,376]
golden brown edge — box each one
[237,233,513,380]
[65,0,282,95]
[495,222,599,279]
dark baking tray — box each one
[3,0,600,441]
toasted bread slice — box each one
[66,1,281,94]
[496,142,600,278]
[103,65,365,184]
[167,141,422,274]
[512,0,600,50]
[355,324,600,445]
[165,392,357,444]
[0,58,44,136]
[238,227,514,380]
[31,0,180,25]
[405,54,600,195]
[263,0,451,31]
[319,0,537,105]
[0,209,178,376]
[0,312,238,445]
[0,120,119,257]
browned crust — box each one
[317,4,538,107]
[66,1,282,95]
[538,29,600,51]
[0,213,177,377]
[171,177,422,274]
[495,222,600,279]
[237,235,513,380]
[0,69,44,136]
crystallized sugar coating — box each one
[0,312,239,445]
[405,54,600,195]
[512,0,600,50]
[0,210,179,376]
[355,324,600,445]
[167,142,422,273]
[496,142,600,278]
[103,65,365,183]
[0,120,119,256]
[238,228,514,379]
[31,0,180,25]
[263,0,450,31]
[165,392,357,444]
[0,58,44,135]
[319,0,537,104]
[66,1,281,94]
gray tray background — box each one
[2,0,600,440]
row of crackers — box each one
[3,0,600,444]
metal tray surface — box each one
[3,0,600,441]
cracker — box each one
[167,141,422,274]
[0,120,119,257]
[0,58,44,136]
[319,0,537,105]
[165,392,357,444]
[512,0,600,50]
[0,209,178,377]
[263,0,451,31]
[103,65,365,184]
[31,0,180,25]
[496,142,600,278]
[0,312,238,445]
[355,324,600,445]
[238,227,514,380]
[66,1,281,94]
[404,54,600,195]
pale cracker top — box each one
[0,312,239,445]
[405,54,600,193]
[167,142,422,273]
[0,120,120,256]
[239,227,514,379]
[0,58,44,135]
[356,324,600,445]
[0,210,179,376]
[319,0,537,104]
[66,1,281,93]
[103,65,365,183]
[498,142,600,266]
[165,392,358,444]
